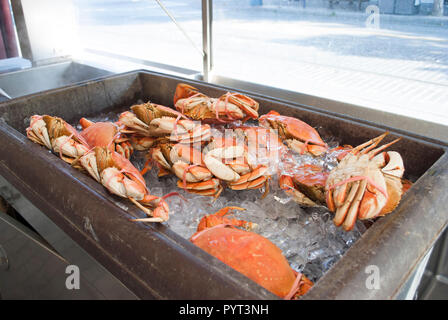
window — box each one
[212,0,448,126]
[74,0,203,72]
[72,0,448,126]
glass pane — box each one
[73,0,203,71]
[213,0,448,126]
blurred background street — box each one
[74,0,448,125]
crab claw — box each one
[372,150,405,216]
[220,92,259,120]
[101,167,147,200]
[118,111,150,135]
[196,206,255,232]
[372,151,405,178]
[174,83,203,105]
[176,178,222,197]
[280,175,317,206]
[228,165,269,192]
[152,200,170,222]
[130,135,158,151]
[132,195,170,222]
[203,145,245,182]
[79,117,94,129]
[172,161,213,183]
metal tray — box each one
[0,70,446,299]
[0,61,112,99]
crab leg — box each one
[203,145,245,182]
[230,176,266,190]
[128,198,165,223]
[333,180,360,227]
[130,192,181,223]
[196,206,257,232]
[140,158,153,176]
[341,180,368,230]
[284,272,304,301]
[229,166,268,190]
[177,178,221,191]
[367,138,402,159]
[351,132,388,155]
[181,164,200,188]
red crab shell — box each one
[259,110,327,156]
[190,226,313,298]
[80,120,117,149]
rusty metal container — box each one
[0,70,446,299]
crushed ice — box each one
[132,150,367,283]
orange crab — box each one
[173,83,259,123]
[26,115,90,163]
[79,118,133,159]
[151,142,223,197]
[190,207,313,299]
[203,135,270,195]
[233,124,288,168]
[277,143,355,206]
[326,132,406,231]
[77,146,170,222]
[119,102,211,145]
[259,111,327,156]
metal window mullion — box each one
[208,0,213,71]
[202,0,212,82]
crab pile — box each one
[26,114,170,222]
[26,82,413,298]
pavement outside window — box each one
[74,0,448,127]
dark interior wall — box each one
[0,0,19,58]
